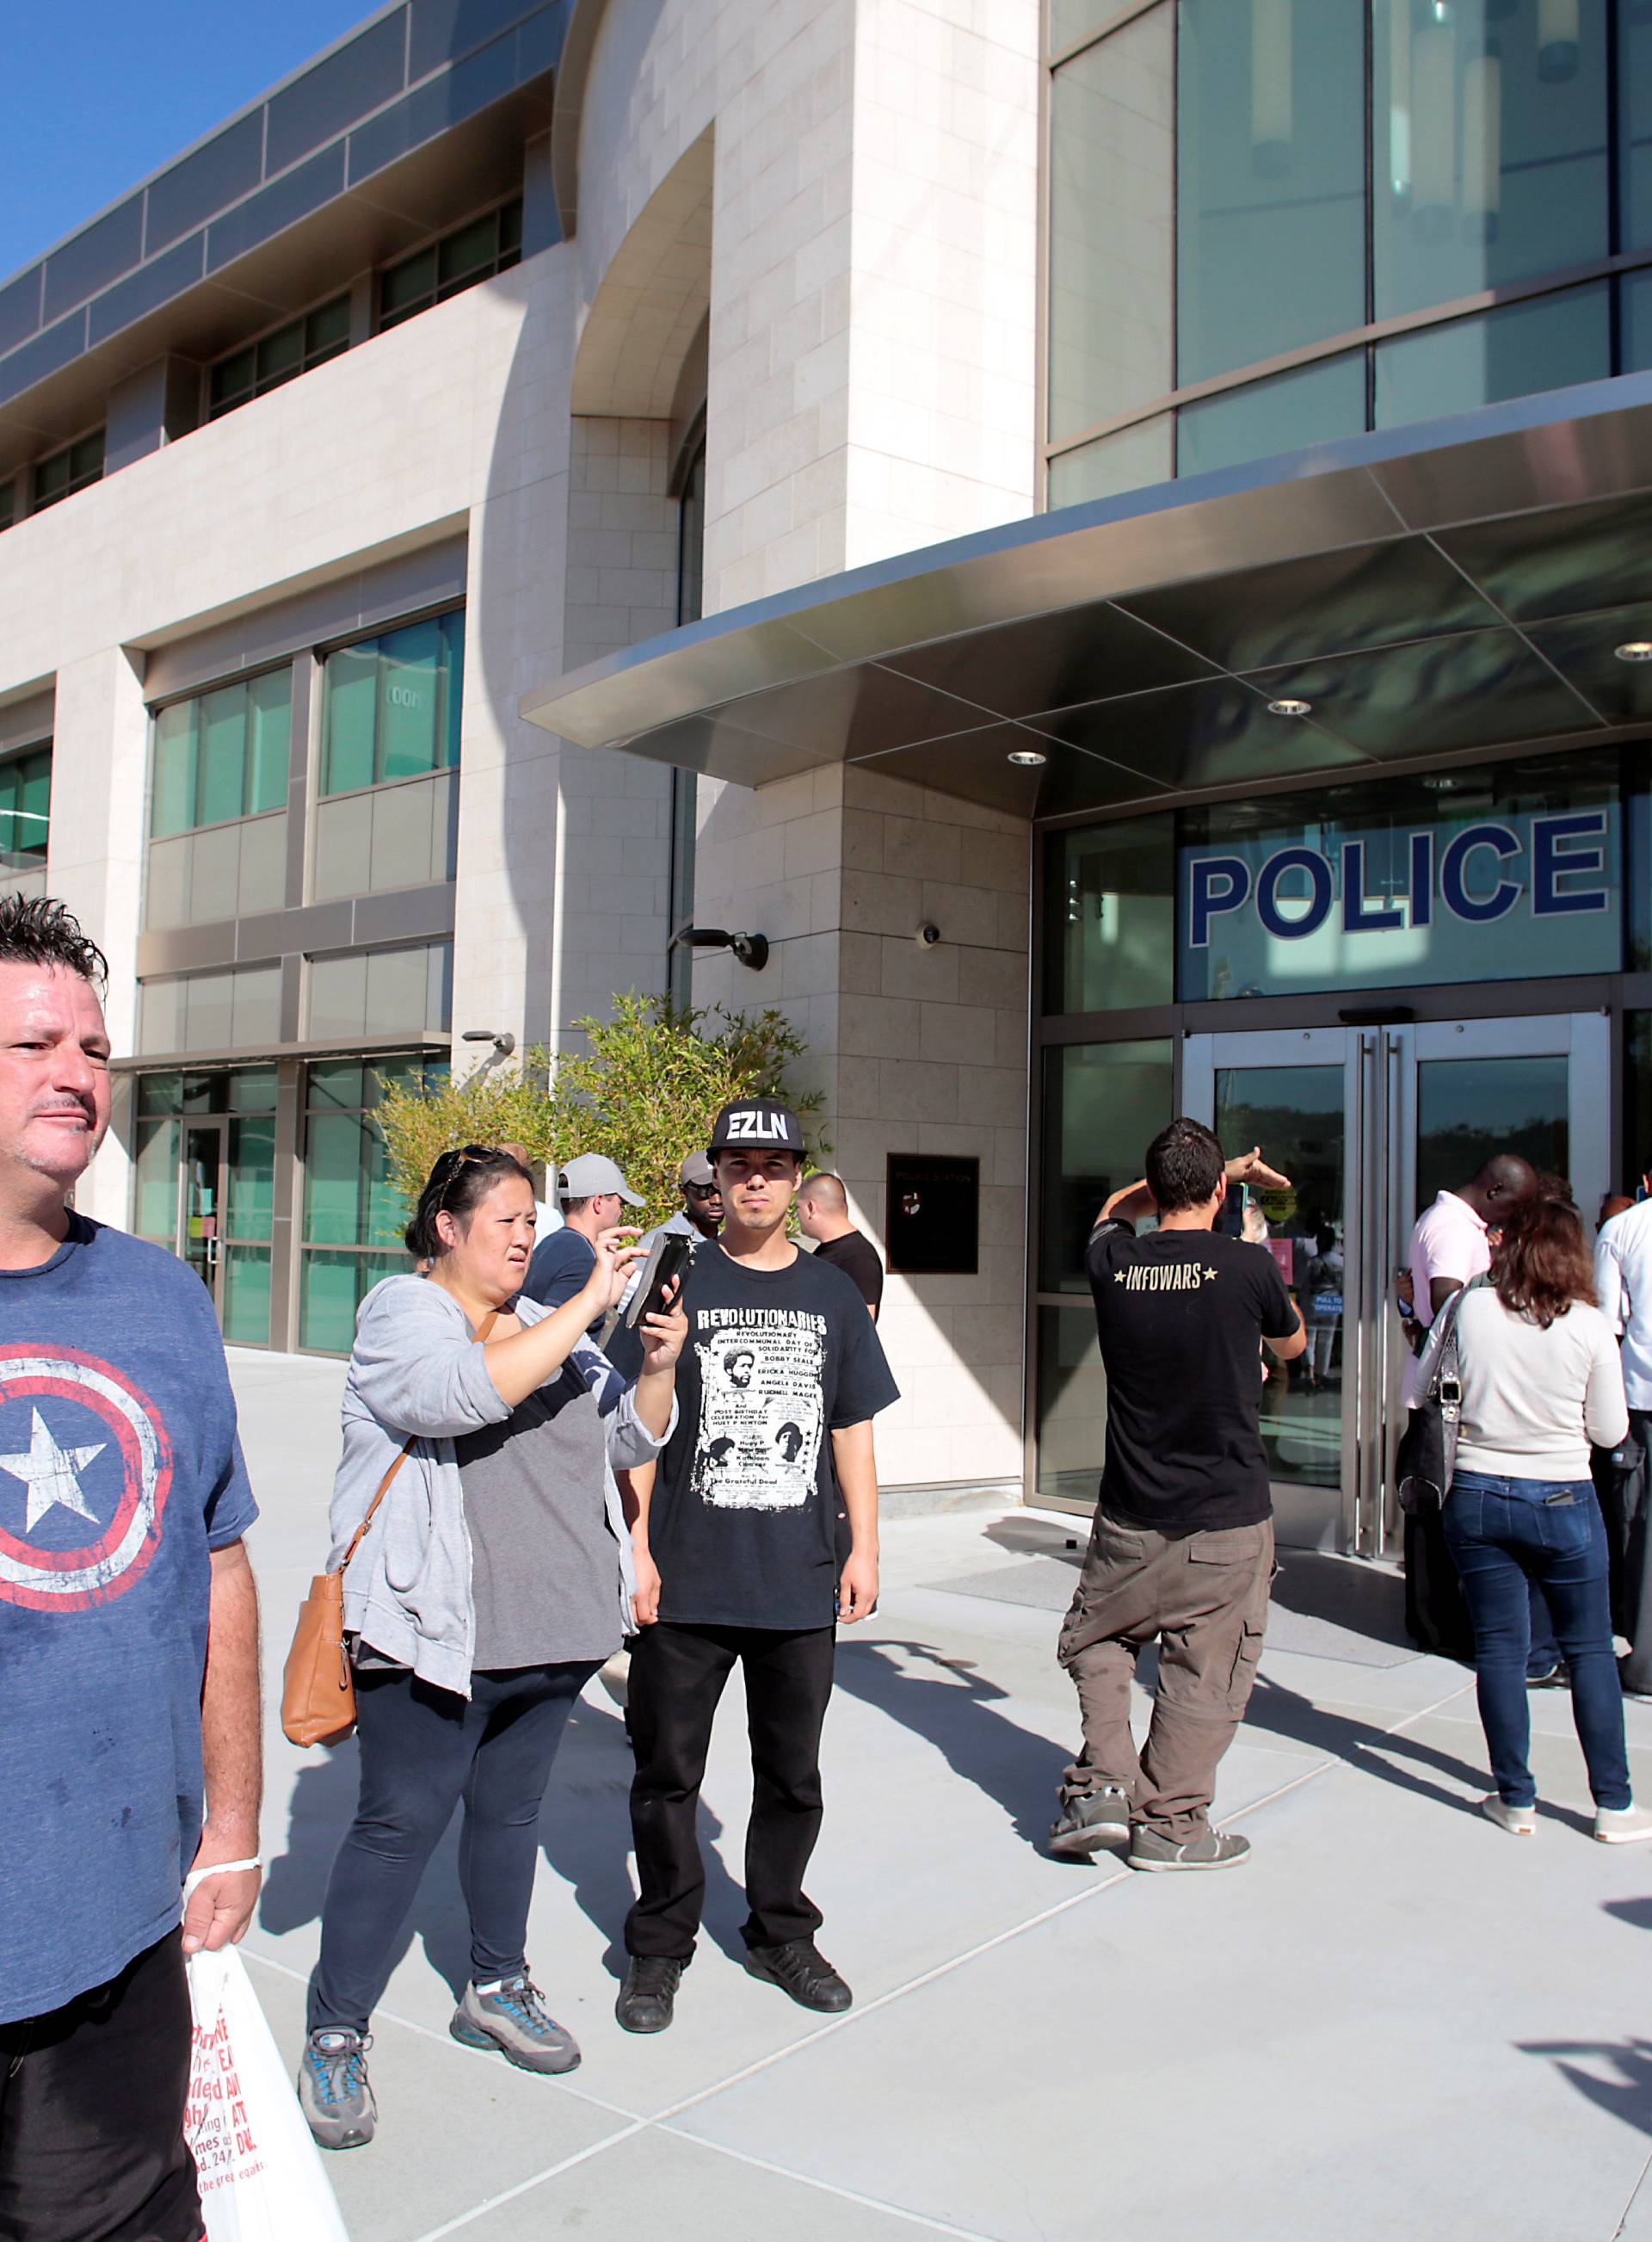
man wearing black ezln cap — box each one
[1050,1119,1304,1873]
[616,1098,898,2032]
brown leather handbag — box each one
[280,1311,497,1746]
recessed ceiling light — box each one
[1615,641,1652,663]
[1007,747,1047,767]
[1267,697,1313,717]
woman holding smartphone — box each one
[299,1146,685,2151]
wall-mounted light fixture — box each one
[460,1028,517,1078]
[671,924,770,971]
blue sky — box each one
[0,2,379,281]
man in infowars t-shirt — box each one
[1049,1117,1304,1875]
[615,1098,898,2034]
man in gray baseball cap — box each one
[521,1152,644,1325]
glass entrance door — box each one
[1181,1012,1610,1553]
[182,1123,225,1316]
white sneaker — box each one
[1594,1803,1652,1844]
[1480,1794,1536,1835]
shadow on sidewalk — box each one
[261,1690,757,1997]
[1517,2035,1652,2135]
[835,1637,1069,1847]
[1242,1674,1488,1811]
[535,1691,753,1972]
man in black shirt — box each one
[798,1172,884,1319]
[616,1099,899,2035]
[1048,1118,1304,1874]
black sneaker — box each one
[1047,1787,1131,1859]
[615,1955,687,2034]
[743,1939,852,2012]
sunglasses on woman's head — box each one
[433,1145,498,1207]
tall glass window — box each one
[319,614,463,797]
[132,1068,278,1347]
[1048,8,1175,443]
[1176,0,1366,386]
[151,674,290,837]
[314,613,463,900]
[1042,814,1175,1014]
[0,744,51,896]
[299,1056,446,1352]
[1045,1,1652,501]
[146,672,291,928]
[1040,1040,1174,1291]
[1373,0,1609,323]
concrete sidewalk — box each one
[230,1350,1652,2241]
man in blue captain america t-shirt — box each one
[0,899,262,2242]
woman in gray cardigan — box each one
[299,1146,684,2151]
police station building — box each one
[7,0,1652,1548]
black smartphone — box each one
[626,1232,693,1328]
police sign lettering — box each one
[1178,800,1618,1002]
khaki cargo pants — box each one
[1057,1511,1274,1844]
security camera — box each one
[916,923,941,948]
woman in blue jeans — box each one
[1444,1190,1652,1840]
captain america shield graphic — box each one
[0,1347,174,1612]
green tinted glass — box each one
[224,1246,272,1345]
[299,1251,362,1352]
[378,619,441,780]
[226,1115,275,1238]
[246,671,291,816]
[364,1124,407,1248]
[305,1113,365,1245]
[322,643,379,794]
[151,703,197,838]
[1040,1040,1174,1291]
[197,683,248,827]
[1043,816,1175,1013]
[17,750,49,864]
[225,1066,278,1113]
[307,1060,365,1112]
[138,1072,184,1116]
[133,1115,180,1238]
[440,610,464,767]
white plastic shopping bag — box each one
[185,1945,350,2241]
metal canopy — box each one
[521,374,1652,819]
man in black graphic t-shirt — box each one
[1048,1118,1304,1875]
[616,1099,898,2035]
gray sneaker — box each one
[299,2029,376,2151]
[1128,1825,1251,1873]
[449,1974,581,2073]
[1047,1787,1131,1859]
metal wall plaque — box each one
[886,1153,979,1275]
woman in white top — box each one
[1446,1191,1649,1841]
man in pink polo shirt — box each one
[1400,1155,1538,1655]
[1401,1156,1538,1406]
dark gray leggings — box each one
[308,1659,597,2034]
